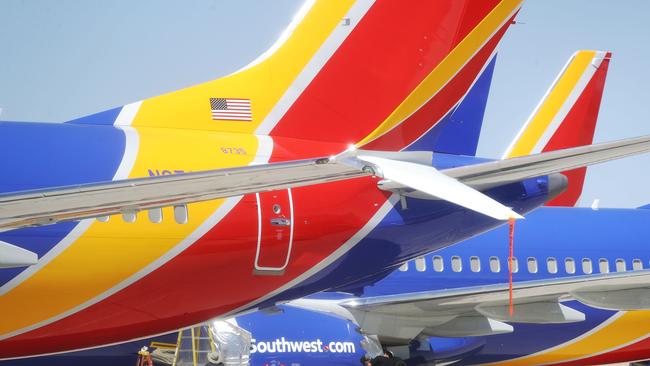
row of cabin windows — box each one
[399,256,645,274]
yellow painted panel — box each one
[489,311,650,366]
[132,0,355,133]
[506,51,595,157]
[0,128,258,335]
[0,0,358,334]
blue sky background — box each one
[1,0,649,207]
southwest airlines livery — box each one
[4,48,650,366]
[238,50,650,366]
[270,50,650,366]
[1,0,649,361]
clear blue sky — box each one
[1,1,649,207]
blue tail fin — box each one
[405,54,496,156]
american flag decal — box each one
[210,98,252,121]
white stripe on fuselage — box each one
[0,197,242,348]
[0,134,271,352]
[0,104,141,298]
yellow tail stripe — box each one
[506,51,595,157]
[0,0,356,337]
[132,0,355,133]
[356,0,522,147]
[0,128,258,336]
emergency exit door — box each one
[254,189,294,274]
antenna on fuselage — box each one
[591,199,600,211]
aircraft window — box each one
[616,259,626,272]
[510,257,519,273]
[582,258,593,274]
[398,262,408,272]
[470,256,481,272]
[547,257,558,274]
[489,256,500,273]
[633,259,643,271]
[599,258,610,274]
[527,257,538,274]
[565,258,576,274]
[415,256,426,272]
[451,256,462,272]
[433,256,444,272]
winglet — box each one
[502,50,612,206]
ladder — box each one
[172,326,216,366]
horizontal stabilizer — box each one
[355,154,522,220]
[0,158,367,230]
[1,134,649,230]
[446,135,650,189]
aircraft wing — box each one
[326,270,650,339]
[1,135,649,232]
[341,270,650,336]
[446,134,650,190]
[0,157,366,231]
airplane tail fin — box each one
[68,1,522,159]
[502,50,612,206]
[405,54,497,156]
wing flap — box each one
[571,286,650,310]
[475,301,585,323]
[423,316,513,337]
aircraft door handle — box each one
[270,218,291,226]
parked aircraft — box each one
[4,48,648,366]
[1,0,649,360]
[278,48,650,366]
[240,49,650,366]
[0,46,501,366]
[249,49,650,366]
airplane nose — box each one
[546,173,569,202]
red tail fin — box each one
[503,50,612,206]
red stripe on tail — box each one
[545,53,611,206]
